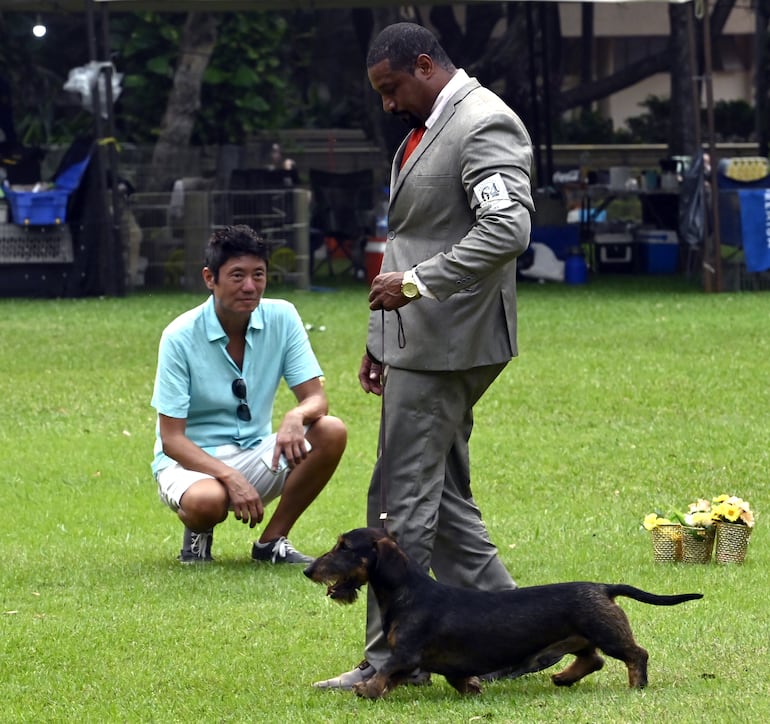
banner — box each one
[737,189,770,273]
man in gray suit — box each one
[314,22,536,689]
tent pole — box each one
[85,0,112,297]
[687,1,701,149]
[701,0,722,292]
[525,4,543,187]
[756,0,769,157]
[100,1,125,296]
[539,2,554,188]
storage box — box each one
[0,223,74,263]
[4,188,69,225]
[594,232,635,273]
[636,229,679,274]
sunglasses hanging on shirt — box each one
[231,378,252,421]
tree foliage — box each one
[0,12,93,145]
[112,11,299,145]
[0,3,763,154]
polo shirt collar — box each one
[202,295,264,342]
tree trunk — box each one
[668,2,696,155]
[147,13,219,192]
[581,4,594,114]
[557,0,734,113]
[757,0,770,155]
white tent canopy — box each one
[0,0,692,10]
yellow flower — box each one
[648,494,755,533]
[710,494,755,527]
[642,513,674,531]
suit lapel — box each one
[390,78,480,203]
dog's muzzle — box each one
[304,560,364,604]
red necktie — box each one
[400,126,426,168]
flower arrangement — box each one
[642,493,755,564]
[683,498,715,530]
[642,511,685,562]
[643,495,754,531]
[710,494,755,528]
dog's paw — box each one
[445,675,483,695]
[551,672,575,687]
[462,676,483,695]
[352,678,387,699]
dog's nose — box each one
[303,563,313,578]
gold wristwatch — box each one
[401,269,421,299]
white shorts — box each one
[156,433,295,511]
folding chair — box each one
[309,168,374,278]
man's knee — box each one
[179,478,229,522]
[308,415,347,458]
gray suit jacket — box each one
[367,77,534,372]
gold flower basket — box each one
[714,522,752,564]
[680,526,715,564]
[651,524,683,562]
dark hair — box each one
[366,22,454,74]
[204,225,268,281]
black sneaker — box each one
[179,527,214,563]
[251,536,313,564]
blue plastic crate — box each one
[4,188,69,225]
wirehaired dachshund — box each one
[304,527,703,699]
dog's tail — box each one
[606,584,703,606]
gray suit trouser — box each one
[364,362,517,669]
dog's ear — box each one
[368,526,395,542]
[373,536,409,585]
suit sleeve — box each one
[413,110,534,302]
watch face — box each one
[402,281,419,298]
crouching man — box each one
[151,225,347,564]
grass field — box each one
[1,274,767,723]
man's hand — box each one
[358,353,384,395]
[273,409,311,469]
[369,271,412,311]
[219,468,264,528]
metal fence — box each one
[127,187,311,291]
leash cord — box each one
[377,308,406,529]
[378,308,388,527]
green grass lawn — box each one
[1,274,767,723]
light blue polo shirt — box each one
[151,295,323,475]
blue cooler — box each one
[636,229,679,274]
[530,225,580,261]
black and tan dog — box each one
[304,527,703,699]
